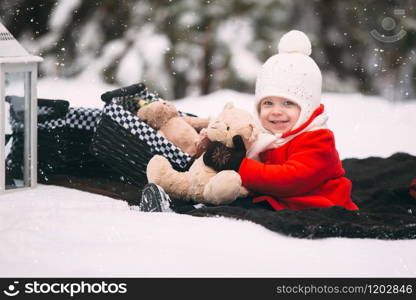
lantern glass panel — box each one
[4,71,31,189]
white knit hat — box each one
[255,30,322,132]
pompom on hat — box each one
[255,30,322,132]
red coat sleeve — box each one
[238,130,344,198]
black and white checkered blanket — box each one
[102,100,192,170]
[9,105,102,132]
[35,107,102,131]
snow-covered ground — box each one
[1,76,416,277]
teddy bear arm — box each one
[181,116,210,132]
[159,118,200,156]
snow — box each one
[49,0,81,31]
[1,76,416,277]
[218,18,262,81]
[116,45,143,86]
[1,186,415,277]
[117,25,169,88]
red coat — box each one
[238,129,359,211]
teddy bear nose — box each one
[226,126,230,131]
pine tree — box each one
[1,0,415,100]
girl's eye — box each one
[283,101,295,106]
[263,100,273,106]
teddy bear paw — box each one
[146,155,171,184]
[203,170,242,205]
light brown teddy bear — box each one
[137,100,209,156]
[146,102,260,205]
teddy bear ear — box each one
[248,123,260,143]
[223,102,234,110]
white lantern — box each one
[0,22,42,192]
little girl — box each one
[205,30,358,211]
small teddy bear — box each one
[137,100,209,156]
[146,102,259,205]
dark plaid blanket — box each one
[46,152,416,240]
[186,152,416,239]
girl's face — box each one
[259,96,301,134]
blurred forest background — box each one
[1,0,415,101]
